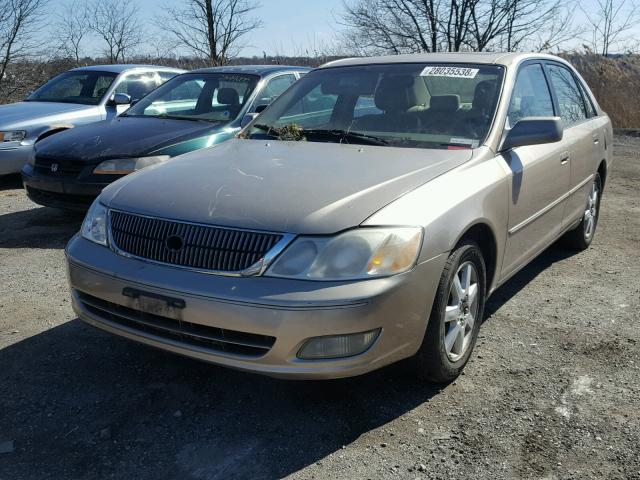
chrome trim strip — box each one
[508,174,594,235]
[106,209,296,277]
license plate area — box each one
[122,287,185,320]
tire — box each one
[413,241,486,383]
[562,173,602,251]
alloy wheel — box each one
[444,261,479,362]
[584,179,599,240]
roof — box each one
[190,65,311,76]
[71,64,185,74]
[320,52,568,68]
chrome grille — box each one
[109,211,283,273]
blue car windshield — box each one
[27,71,118,105]
[123,73,260,123]
[246,63,504,149]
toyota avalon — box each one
[66,53,612,381]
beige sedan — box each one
[67,53,612,381]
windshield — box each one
[124,73,260,123]
[245,63,504,149]
[27,70,118,105]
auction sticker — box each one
[420,66,479,78]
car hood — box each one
[102,139,473,234]
[0,101,97,130]
[35,117,224,161]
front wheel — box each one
[414,242,486,383]
[563,173,602,251]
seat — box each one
[352,75,421,133]
[216,87,241,119]
[460,80,498,137]
[418,94,461,134]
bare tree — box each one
[52,0,90,62]
[0,0,47,94]
[159,0,262,66]
[340,0,579,54]
[581,0,639,55]
[88,0,143,63]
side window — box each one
[578,80,598,118]
[508,63,554,126]
[257,74,296,106]
[354,95,382,118]
[546,64,587,127]
[115,73,160,101]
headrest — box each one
[429,95,460,112]
[473,80,497,110]
[374,75,416,112]
[217,88,239,105]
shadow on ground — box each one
[0,206,83,249]
[0,244,578,480]
[485,243,577,319]
[0,173,22,191]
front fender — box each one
[363,150,509,286]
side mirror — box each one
[241,112,259,128]
[254,104,269,113]
[111,92,132,106]
[501,117,563,151]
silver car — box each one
[0,65,183,175]
[66,53,612,381]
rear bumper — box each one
[66,235,447,379]
[22,165,106,210]
[0,143,32,175]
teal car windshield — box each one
[27,71,118,105]
[246,63,504,149]
[124,73,260,123]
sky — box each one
[44,0,639,58]
[47,0,346,58]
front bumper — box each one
[66,235,447,379]
[0,142,32,175]
[22,164,111,210]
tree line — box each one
[0,0,639,100]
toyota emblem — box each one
[165,234,184,252]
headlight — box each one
[93,155,170,175]
[0,131,27,142]
[266,227,423,280]
[81,199,108,246]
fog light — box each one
[297,329,380,360]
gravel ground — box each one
[0,137,639,480]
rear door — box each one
[501,61,571,278]
[544,62,603,226]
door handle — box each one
[560,151,570,165]
[593,134,600,144]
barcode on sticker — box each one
[421,66,479,78]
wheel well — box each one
[598,160,607,189]
[36,128,69,143]
[455,223,497,290]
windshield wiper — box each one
[301,129,389,146]
[153,114,218,123]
